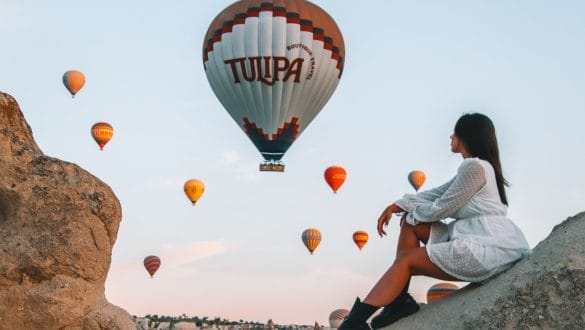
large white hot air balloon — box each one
[203,0,345,171]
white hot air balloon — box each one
[329,309,349,328]
[203,0,345,171]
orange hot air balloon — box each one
[91,122,114,150]
[62,70,86,98]
[324,166,346,193]
[302,228,322,254]
[183,179,205,205]
[352,231,368,251]
[408,170,426,191]
[426,282,459,303]
[143,255,161,278]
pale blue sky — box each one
[2,0,584,325]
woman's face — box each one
[450,133,462,153]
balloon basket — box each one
[259,161,285,172]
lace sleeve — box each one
[405,159,487,225]
[394,178,456,211]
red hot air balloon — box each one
[203,0,345,171]
[352,231,368,251]
[324,165,346,193]
[143,255,161,278]
[426,282,459,303]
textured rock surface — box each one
[0,92,135,329]
[385,211,585,329]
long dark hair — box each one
[454,113,509,205]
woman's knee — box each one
[400,222,430,244]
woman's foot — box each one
[370,292,420,329]
[338,298,379,330]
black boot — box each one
[370,292,420,329]
[338,298,379,330]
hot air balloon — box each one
[203,0,345,172]
[302,228,321,254]
[62,70,86,98]
[91,122,114,150]
[408,170,426,191]
[426,282,459,303]
[324,165,346,193]
[329,309,349,328]
[183,179,205,205]
[143,255,161,278]
[352,231,368,251]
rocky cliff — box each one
[386,211,585,329]
[0,92,135,329]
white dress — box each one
[394,158,531,283]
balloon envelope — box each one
[91,122,114,150]
[324,165,346,193]
[62,70,86,97]
[352,231,368,250]
[329,309,349,328]
[143,255,161,278]
[302,228,321,254]
[203,0,345,169]
[426,282,459,303]
[184,179,205,205]
[408,170,426,191]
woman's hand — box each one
[377,203,404,237]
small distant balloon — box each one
[352,231,369,251]
[62,70,86,98]
[302,228,322,254]
[91,122,114,150]
[426,282,459,303]
[324,166,347,193]
[184,179,205,205]
[408,170,426,191]
[143,255,161,278]
[329,309,349,328]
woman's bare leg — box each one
[396,222,431,257]
[363,247,459,307]
[394,222,432,293]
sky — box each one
[1,0,585,326]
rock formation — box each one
[385,211,585,329]
[0,92,135,328]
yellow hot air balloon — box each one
[408,170,426,191]
[352,231,369,251]
[91,122,114,150]
[302,228,321,254]
[62,70,86,98]
[184,179,205,205]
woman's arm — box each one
[395,178,456,210]
[404,159,487,225]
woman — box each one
[339,113,531,329]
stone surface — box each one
[384,211,585,329]
[0,91,135,328]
